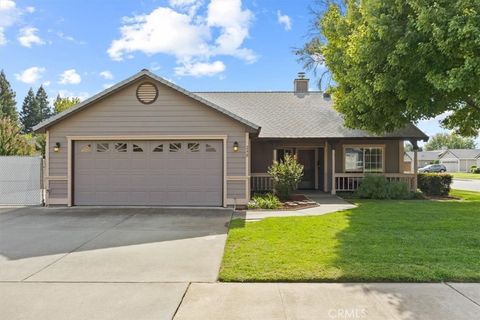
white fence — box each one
[0,156,43,205]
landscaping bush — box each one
[470,165,480,174]
[355,174,411,199]
[417,173,453,196]
[247,193,282,209]
[268,154,303,199]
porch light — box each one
[233,141,239,152]
[53,142,61,153]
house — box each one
[438,149,480,172]
[34,70,428,207]
[405,149,480,172]
[405,151,443,172]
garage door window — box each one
[114,142,127,152]
[206,144,216,152]
[169,143,181,152]
[96,143,109,153]
[133,144,144,152]
[80,144,91,153]
[152,144,163,152]
[188,142,200,152]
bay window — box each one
[344,146,384,173]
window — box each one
[96,143,109,153]
[345,146,383,173]
[188,142,200,152]
[133,144,144,152]
[114,142,127,152]
[206,144,216,152]
[276,148,294,162]
[169,143,181,152]
[80,144,91,153]
[152,144,163,152]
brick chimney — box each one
[294,72,309,94]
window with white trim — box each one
[133,144,144,152]
[345,146,384,173]
[188,142,200,152]
[152,144,163,152]
[206,144,216,152]
[276,148,294,162]
[80,144,91,153]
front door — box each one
[297,149,315,189]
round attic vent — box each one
[136,82,158,104]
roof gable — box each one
[33,70,260,133]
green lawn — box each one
[220,190,480,282]
[451,172,480,180]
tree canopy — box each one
[424,132,476,151]
[0,70,18,122]
[53,95,80,114]
[20,88,42,133]
[298,0,480,137]
[36,86,52,120]
[0,117,35,156]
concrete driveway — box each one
[0,206,232,319]
[452,179,480,192]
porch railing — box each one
[335,173,416,192]
[251,173,274,192]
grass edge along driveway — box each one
[220,189,480,282]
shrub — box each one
[417,173,452,196]
[470,165,480,174]
[247,193,282,209]
[355,174,410,199]
[268,154,304,199]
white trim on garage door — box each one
[67,135,227,207]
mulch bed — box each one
[423,195,461,200]
[245,194,320,211]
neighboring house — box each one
[405,151,443,172]
[34,70,427,207]
[405,149,480,172]
[438,149,480,172]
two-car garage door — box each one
[73,140,223,206]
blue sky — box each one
[1,0,477,145]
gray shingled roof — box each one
[406,151,443,161]
[195,92,428,139]
[441,149,480,159]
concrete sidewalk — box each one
[174,282,480,320]
[245,192,356,220]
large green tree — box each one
[424,132,476,151]
[35,85,52,120]
[298,0,480,136]
[20,88,42,133]
[0,70,18,122]
[0,117,35,156]
[53,94,80,114]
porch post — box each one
[331,149,336,195]
[413,143,419,191]
[273,148,277,164]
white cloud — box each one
[56,31,86,44]
[277,10,291,31]
[42,80,50,86]
[0,0,36,45]
[58,69,81,84]
[108,0,255,76]
[99,70,113,80]
[57,89,89,101]
[175,60,225,77]
[15,66,45,84]
[18,26,44,47]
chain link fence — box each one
[0,156,43,205]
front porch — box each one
[249,139,418,195]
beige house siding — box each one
[46,78,250,205]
